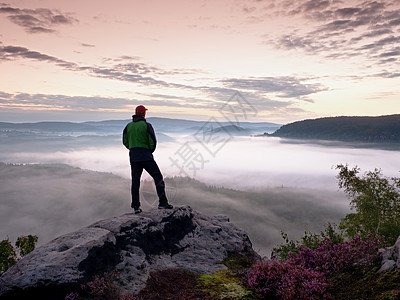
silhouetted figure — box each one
[123,105,173,213]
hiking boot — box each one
[134,207,142,214]
[158,203,173,209]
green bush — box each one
[0,234,38,275]
[16,235,38,257]
[0,238,17,275]
[336,164,400,244]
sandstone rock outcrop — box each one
[0,205,256,299]
[379,236,400,273]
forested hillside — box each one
[269,115,400,143]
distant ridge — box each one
[0,117,281,135]
[208,124,252,136]
[0,121,99,133]
[268,114,400,143]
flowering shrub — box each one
[273,223,344,262]
[65,292,79,300]
[65,271,137,300]
[290,234,383,276]
[248,234,384,299]
[248,260,328,300]
[83,273,114,297]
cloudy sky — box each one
[1,0,399,123]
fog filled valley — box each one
[1,117,399,256]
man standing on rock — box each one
[123,105,173,214]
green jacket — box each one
[123,115,157,161]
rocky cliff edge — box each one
[0,205,257,299]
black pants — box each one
[130,160,168,209]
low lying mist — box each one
[165,177,348,256]
[1,133,398,191]
[0,163,130,244]
[0,163,348,256]
[1,127,399,256]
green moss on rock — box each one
[197,270,254,299]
